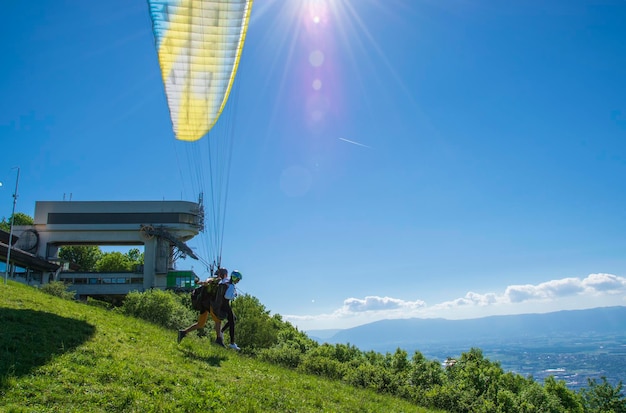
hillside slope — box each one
[1,281,435,412]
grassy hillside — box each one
[1,281,437,412]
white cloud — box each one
[284,296,426,330]
[466,291,498,306]
[504,277,584,303]
[284,273,626,331]
[343,296,425,312]
[432,291,501,310]
[582,273,626,293]
[502,274,626,304]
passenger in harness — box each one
[177,268,242,351]
[210,269,242,350]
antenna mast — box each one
[5,167,20,285]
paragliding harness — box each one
[190,276,221,312]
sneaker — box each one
[215,337,225,347]
[177,330,186,344]
[229,343,241,351]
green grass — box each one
[1,281,439,412]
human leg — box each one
[210,307,225,346]
[221,312,236,333]
[178,311,209,343]
[226,305,235,344]
[222,303,239,350]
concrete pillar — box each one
[143,237,157,290]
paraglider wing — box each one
[147,0,253,141]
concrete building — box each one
[6,200,203,297]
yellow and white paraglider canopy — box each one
[147,0,254,142]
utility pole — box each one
[5,167,20,285]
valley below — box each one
[310,307,626,390]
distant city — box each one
[404,334,625,390]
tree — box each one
[96,251,133,272]
[544,376,584,413]
[58,245,103,271]
[0,212,34,232]
[580,377,626,413]
[126,248,143,266]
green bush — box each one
[345,363,391,391]
[40,281,76,300]
[230,294,280,351]
[258,343,304,369]
[298,354,345,380]
[410,351,444,389]
[517,382,564,413]
[277,321,318,354]
[119,289,196,330]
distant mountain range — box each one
[306,306,626,353]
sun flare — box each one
[252,0,404,144]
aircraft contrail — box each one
[339,137,371,149]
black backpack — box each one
[190,277,220,311]
[190,286,206,311]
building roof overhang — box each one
[0,241,60,272]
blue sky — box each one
[2,0,626,330]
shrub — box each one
[40,281,76,300]
[298,354,345,380]
[276,321,318,354]
[230,295,280,351]
[345,363,389,391]
[410,351,444,389]
[258,343,304,369]
[119,289,196,330]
